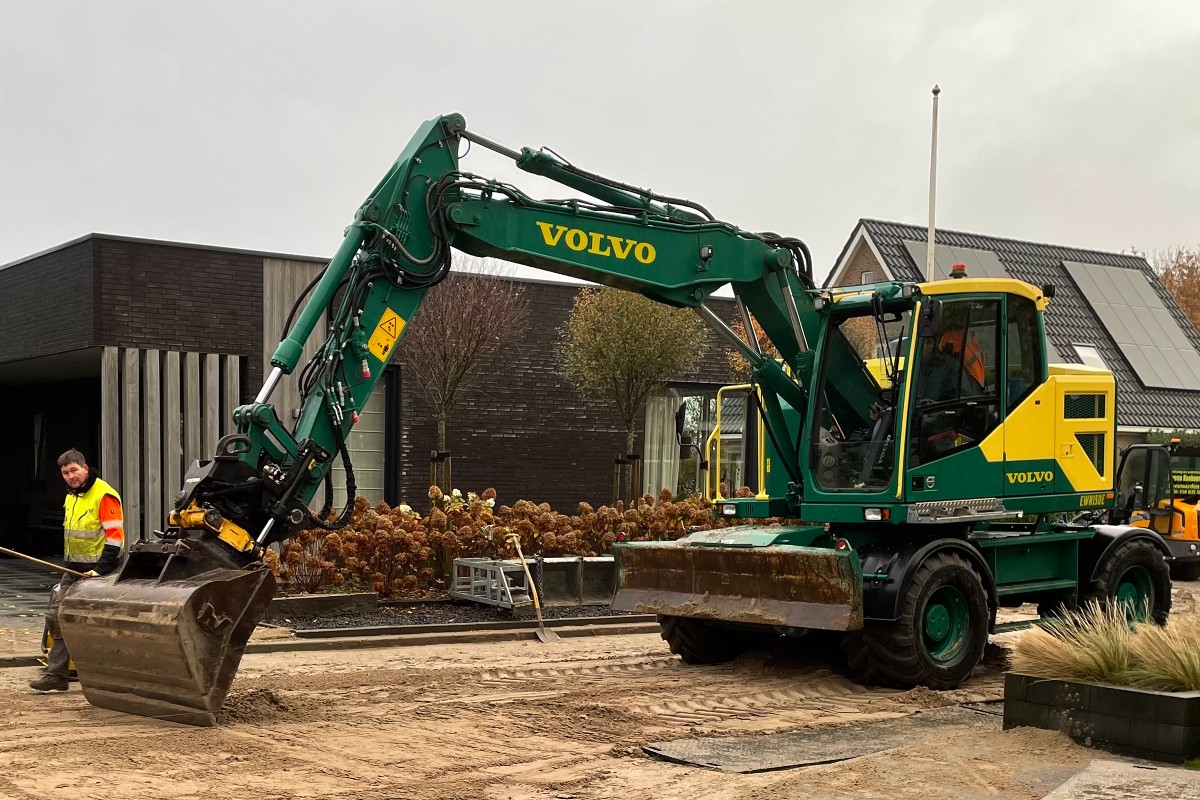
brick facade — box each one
[837,241,885,288]
[0,239,93,362]
[94,238,266,388]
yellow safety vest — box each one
[63,478,122,564]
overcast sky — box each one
[2,1,1198,283]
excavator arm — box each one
[58,113,881,725]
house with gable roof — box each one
[826,219,1200,450]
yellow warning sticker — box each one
[367,308,406,363]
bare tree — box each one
[558,287,708,494]
[1152,246,1200,334]
[396,256,530,453]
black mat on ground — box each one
[962,700,1005,716]
[643,706,997,773]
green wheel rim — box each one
[1115,565,1154,621]
[923,585,969,662]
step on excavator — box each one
[59,114,1174,725]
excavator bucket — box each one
[611,529,864,631]
[58,549,276,727]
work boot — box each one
[29,673,69,692]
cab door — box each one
[999,293,1057,498]
[904,296,1003,503]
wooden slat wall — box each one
[222,355,240,436]
[202,354,220,456]
[101,347,120,482]
[184,352,201,470]
[142,350,162,537]
[100,348,243,541]
[163,352,181,521]
[121,349,141,542]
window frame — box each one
[1004,294,1045,413]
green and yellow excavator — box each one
[59,114,1174,725]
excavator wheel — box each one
[658,615,752,665]
[1168,560,1200,582]
[1083,538,1172,624]
[841,551,989,690]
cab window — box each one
[1006,295,1043,412]
[910,298,1000,467]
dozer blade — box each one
[58,566,276,726]
[612,535,863,631]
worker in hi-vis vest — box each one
[29,449,124,693]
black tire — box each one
[841,551,990,690]
[658,615,751,665]
[1169,560,1200,582]
[1082,539,1172,624]
[1036,600,1068,620]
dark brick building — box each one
[394,276,739,511]
[0,234,738,555]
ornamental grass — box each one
[1011,602,1200,692]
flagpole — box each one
[926,84,941,280]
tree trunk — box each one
[625,425,637,504]
[436,411,448,491]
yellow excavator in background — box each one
[1099,440,1200,581]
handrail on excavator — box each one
[705,384,768,502]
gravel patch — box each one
[265,601,634,630]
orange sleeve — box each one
[99,494,124,546]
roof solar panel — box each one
[903,241,1010,281]
[970,250,1009,279]
[1063,261,1200,390]
[904,240,936,279]
[949,246,980,277]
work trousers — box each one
[44,574,76,678]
